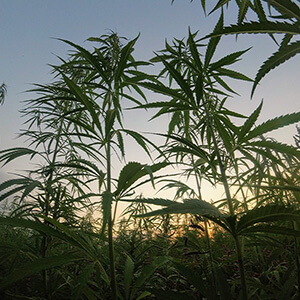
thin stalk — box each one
[234,236,248,299]
[286,195,300,298]
[192,157,216,288]
[203,100,248,299]
[112,199,119,225]
[204,219,217,289]
[203,102,234,215]
[292,221,300,298]
[106,137,117,300]
[41,121,63,299]
[233,164,249,212]
[252,157,266,268]
[234,169,249,264]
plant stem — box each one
[41,121,63,300]
[234,236,248,300]
[203,101,234,216]
[193,158,216,288]
[203,99,248,299]
[291,220,300,298]
[106,137,117,300]
[204,219,216,288]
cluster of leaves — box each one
[184,0,300,96]
[0,213,299,299]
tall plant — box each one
[0,66,103,297]
[54,33,160,299]
[132,27,300,298]
[0,32,168,299]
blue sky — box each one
[0,1,299,201]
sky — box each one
[0,1,299,208]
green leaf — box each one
[200,0,206,14]
[172,261,208,297]
[132,100,192,112]
[116,130,125,157]
[248,140,299,156]
[74,263,96,300]
[166,145,208,161]
[58,158,105,178]
[161,133,209,160]
[205,11,224,68]
[0,147,38,166]
[215,120,233,152]
[209,48,251,71]
[238,0,250,24]
[236,204,300,234]
[136,291,152,300]
[187,29,203,73]
[8,215,109,283]
[121,129,163,158]
[123,254,134,300]
[168,111,181,134]
[58,39,109,84]
[277,266,297,300]
[60,73,102,133]
[0,178,32,193]
[137,199,223,218]
[248,184,300,193]
[238,101,263,142]
[56,112,99,137]
[254,0,267,23]
[115,35,139,82]
[242,146,282,166]
[134,81,189,103]
[195,73,204,104]
[214,265,232,300]
[0,216,74,242]
[0,83,7,105]
[133,256,168,291]
[279,34,293,49]
[0,183,29,202]
[219,108,247,119]
[81,287,98,300]
[209,0,230,15]
[115,162,143,196]
[20,180,42,201]
[160,58,195,102]
[216,67,253,81]
[252,40,300,96]
[267,0,300,21]
[240,224,300,237]
[202,21,300,39]
[244,111,300,141]
[115,162,168,197]
[0,254,82,290]
[41,216,110,283]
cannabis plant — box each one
[132,28,300,298]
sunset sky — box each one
[1,1,299,205]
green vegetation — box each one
[0,1,299,299]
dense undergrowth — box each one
[0,215,299,299]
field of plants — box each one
[0,1,299,299]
